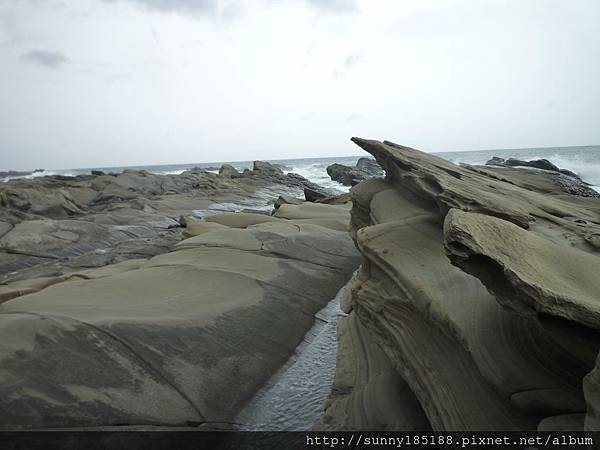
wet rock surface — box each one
[486,156,584,182]
[326,157,384,186]
[0,201,360,429]
[320,138,600,431]
[0,164,334,281]
[0,169,44,179]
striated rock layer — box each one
[320,138,600,431]
[0,162,334,282]
[0,202,360,429]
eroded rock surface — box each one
[0,203,360,429]
[320,138,600,431]
[0,165,332,281]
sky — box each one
[0,0,599,170]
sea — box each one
[2,145,599,193]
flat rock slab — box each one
[0,208,360,429]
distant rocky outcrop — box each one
[0,163,337,282]
[485,156,598,197]
[218,164,240,178]
[0,169,44,179]
[319,138,600,432]
[326,157,384,186]
[253,160,284,175]
[486,156,581,179]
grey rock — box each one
[0,221,12,239]
[218,164,240,178]
[253,161,284,175]
[486,156,581,180]
[0,207,360,429]
[304,187,328,202]
[326,158,384,186]
[274,195,304,210]
[0,169,44,179]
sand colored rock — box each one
[205,212,283,228]
[182,221,229,238]
[0,203,360,429]
[444,209,600,328]
[321,138,600,432]
[316,311,431,431]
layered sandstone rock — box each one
[0,205,360,429]
[0,165,332,281]
[320,138,600,431]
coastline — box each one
[0,161,360,427]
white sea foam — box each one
[159,169,187,176]
[1,170,76,181]
[541,154,600,188]
[443,146,600,193]
[285,163,350,192]
[4,147,598,193]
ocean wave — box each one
[445,147,600,193]
[1,170,77,181]
[159,169,187,176]
[540,154,600,188]
[284,163,350,192]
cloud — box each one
[20,50,69,68]
[101,0,356,18]
[305,0,357,13]
[101,0,217,15]
[301,112,317,120]
[332,53,361,79]
[343,53,360,68]
[345,113,363,122]
[268,0,357,14]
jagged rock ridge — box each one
[319,138,600,431]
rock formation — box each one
[0,166,332,282]
[0,169,44,180]
[0,202,360,428]
[326,158,384,186]
[320,138,600,431]
[485,157,598,198]
[218,164,240,178]
[486,156,581,179]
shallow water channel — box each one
[236,283,350,431]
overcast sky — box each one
[0,0,599,170]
